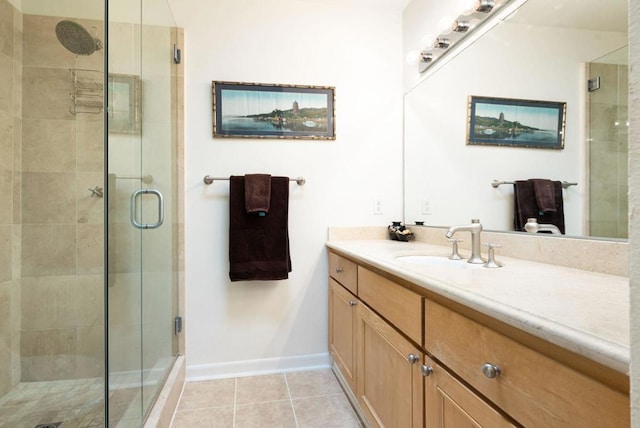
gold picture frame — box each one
[212,81,336,140]
[467,95,566,149]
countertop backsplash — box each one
[328,226,628,277]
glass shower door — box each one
[106,0,179,424]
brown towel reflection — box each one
[229,175,291,281]
[513,180,565,234]
[532,179,556,213]
[245,173,271,214]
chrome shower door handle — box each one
[130,189,164,229]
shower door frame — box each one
[104,0,183,424]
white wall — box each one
[169,0,404,378]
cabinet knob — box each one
[482,363,501,379]
[407,354,420,364]
[335,267,344,273]
[349,300,357,307]
[421,365,433,377]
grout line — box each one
[289,391,346,401]
[232,377,237,428]
[283,373,299,428]
[168,379,187,427]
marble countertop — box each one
[326,239,630,375]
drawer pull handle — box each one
[421,365,433,377]
[482,363,501,379]
[349,300,357,307]
[407,354,420,364]
[335,267,344,273]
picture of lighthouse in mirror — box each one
[467,95,566,149]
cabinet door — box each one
[357,303,423,428]
[329,278,358,391]
[423,355,517,428]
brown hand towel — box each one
[245,173,271,214]
[513,180,565,234]
[531,178,556,212]
[229,175,292,281]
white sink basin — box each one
[395,255,485,269]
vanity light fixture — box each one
[452,20,471,32]
[434,37,451,49]
[421,53,434,63]
[414,0,524,75]
[476,0,496,13]
[463,0,496,15]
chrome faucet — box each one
[524,218,561,235]
[445,219,485,264]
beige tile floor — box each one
[171,369,362,428]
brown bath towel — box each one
[229,175,292,281]
[532,178,556,213]
[245,173,271,214]
[513,179,565,234]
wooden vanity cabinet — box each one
[328,250,630,428]
[423,354,517,428]
[328,278,358,392]
[328,253,424,428]
[425,299,630,428]
[329,251,358,294]
[357,300,424,428]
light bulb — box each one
[437,16,455,35]
[420,34,437,50]
[406,50,421,66]
[461,0,479,15]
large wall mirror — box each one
[403,0,628,240]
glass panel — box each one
[139,0,179,417]
[107,0,144,425]
[107,0,178,424]
[0,0,106,426]
[588,46,629,239]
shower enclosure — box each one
[587,46,629,239]
[0,0,183,426]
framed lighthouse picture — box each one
[212,81,336,140]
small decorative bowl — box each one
[395,231,414,242]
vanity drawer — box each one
[329,252,358,294]
[358,267,423,345]
[425,300,629,428]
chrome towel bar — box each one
[203,175,306,186]
[491,179,577,189]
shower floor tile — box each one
[0,378,105,428]
[171,369,363,428]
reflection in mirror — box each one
[403,0,628,239]
[588,46,628,239]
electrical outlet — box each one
[421,199,432,215]
[373,198,383,215]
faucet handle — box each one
[482,243,502,268]
[446,238,463,260]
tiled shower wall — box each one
[0,0,106,386]
[589,62,629,239]
[0,0,22,398]
[19,13,105,381]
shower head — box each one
[55,20,103,56]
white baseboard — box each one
[186,352,331,382]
